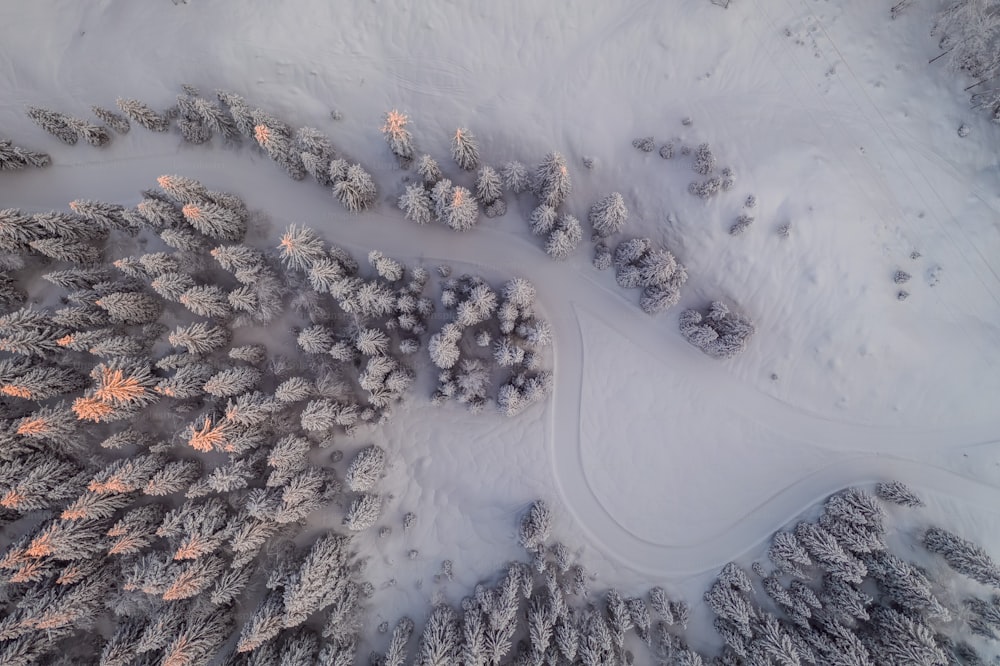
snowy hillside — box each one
[1,0,1000,664]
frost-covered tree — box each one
[534,152,572,208]
[150,271,196,301]
[381,109,415,163]
[203,366,262,397]
[180,201,246,241]
[529,205,558,236]
[679,301,754,357]
[26,107,78,144]
[168,321,230,355]
[519,500,552,552]
[417,604,460,666]
[278,223,327,272]
[442,186,479,232]
[416,154,442,185]
[343,492,381,531]
[693,143,717,175]
[451,127,480,171]
[924,526,1000,587]
[116,98,170,131]
[179,284,232,319]
[399,183,433,225]
[476,166,504,205]
[346,445,387,492]
[282,533,353,627]
[334,164,377,212]
[0,139,49,171]
[876,480,925,507]
[502,160,529,193]
[546,214,583,260]
[589,193,628,238]
[65,116,111,147]
[92,106,131,134]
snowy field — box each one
[2,0,1000,663]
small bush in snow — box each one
[679,301,755,359]
[632,136,655,152]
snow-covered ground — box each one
[3,0,1000,655]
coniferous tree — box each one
[381,109,415,163]
[924,526,1000,587]
[0,139,50,170]
[589,192,628,238]
[65,116,111,146]
[476,166,503,205]
[442,186,479,232]
[417,604,460,666]
[343,492,381,531]
[28,237,102,265]
[534,152,571,208]
[180,200,246,241]
[416,154,442,186]
[278,224,326,272]
[876,480,925,507]
[345,444,386,492]
[529,205,558,236]
[451,127,480,171]
[26,107,78,144]
[203,366,263,397]
[334,164,377,212]
[91,105,131,134]
[180,284,233,319]
[545,214,583,260]
[116,98,170,131]
[502,160,529,194]
[168,321,231,355]
[398,184,433,225]
[94,291,162,325]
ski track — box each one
[6,146,1000,579]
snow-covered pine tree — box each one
[417,604,460,666]
[529,205,558,236]
[451,127,480,171]
[534,152,571,208]
[116,98,170,131]
[180,202,247,241]
[397,184,433,226]
[345,445,387,492]
[519,500,552,552]
[0,139,49,170]
[64,116,111,147]
[546,214,583,260]
[876,480,925,507]
[381,109,415,163]
[334,164,377,212]
[442,186,479,232]
[476,166,503,205]
[91,106,131,134]
[179,284,233,319]
[589,192,628,238]
[502,160,529,194]
[343,492,381,531]
[26,107,77,144]
[924,526,1000,588]
[203,366,263,397]
[416,154,442,186]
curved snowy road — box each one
[13,150,1000,578]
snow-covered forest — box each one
[2,0,1000,663]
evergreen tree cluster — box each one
[679,301,755,359]
[932,0,1000,119]
[522,152,583,261]
[390,485,999,666]
[26,106,112,147]
[613,237,689,315]
[0,169,554,664]
[429,274,554,416]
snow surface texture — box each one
[2,0,1000,661]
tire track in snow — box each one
[16,149,1000,579]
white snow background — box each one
[2,0,1000,657]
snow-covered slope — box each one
[2,0,999,658]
